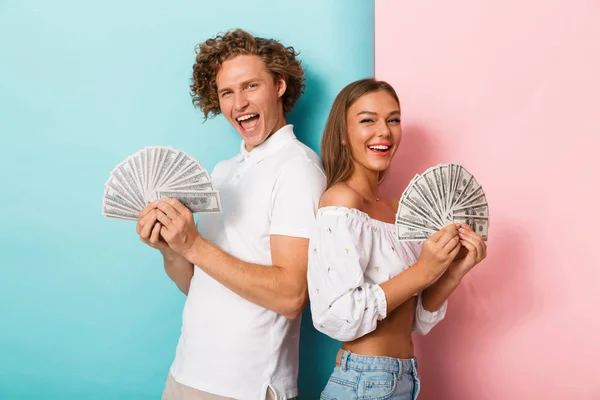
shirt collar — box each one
[237,124,296,163]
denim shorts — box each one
[320,350,421,400]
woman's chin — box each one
[368,161,392,173]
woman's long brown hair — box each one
[320,78,400,189]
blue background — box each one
[0,0,373,398]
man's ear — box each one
[276,76,287,99]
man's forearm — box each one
[183,237,305,318]
[421,272,461,312]
[162,249,194,295]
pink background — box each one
[376,1,600,399]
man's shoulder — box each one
[275,140,324,175]
[211,154,240,174]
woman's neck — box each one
[346,164,381,202]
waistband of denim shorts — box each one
[336,349,418,375]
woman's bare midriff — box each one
[338,196,417,359]
[342,296,417,359]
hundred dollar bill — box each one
[453,215,489,241]
[397,224,431,241]
[159,153,193,188]
[140,149,147,196]
[422,169,446,222]
[104,213,138,221]
[455,186,486,209]
[147,147,157,193]
[167,170,210,189]
[447,164,459,212]
[449,166,472,209]
[155,150,183,189]
[144,147,153,195]
[103,186,140,213]
[457,174,481,205]
[168,182,213,192]
[446,165,489,212]
[451,164,463,204]
[444,164,452,212]
[103,203,139,221]
[412,175,446,226]
[397,185,443,230]
[396,203,438,233]
[157,190,222,213]
[150,147,164,190]
[399,195,438,226]
[438,165,449,216]
[167,161,207,187]
[105,175,142,211]
[104,198,139,214]
[452,203,489,218]
[399,176,445,228]
[115,162,145,208]
[131,154,145,198]
[148,182,213,202]
[126,156,143,200]
[152,147,177,191]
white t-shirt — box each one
[169,125,326,400]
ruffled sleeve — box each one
[307,208,387,342]
[413,293,447,335]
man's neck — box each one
[244,115,287,152]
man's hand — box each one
[136,201,195,294]
[137,202,169,252]
[445,223,487,281]
[155,198,202,258]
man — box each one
[136,29,326,400]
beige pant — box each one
[161,374,293,400]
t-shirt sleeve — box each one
[269,157,326,238]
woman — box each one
[308,79,487,399]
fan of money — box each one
[102,146,222,221]
[396,163,489,241]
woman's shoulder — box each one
[319,183,365,211]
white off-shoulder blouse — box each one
[307,206,447,342]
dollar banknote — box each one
[396,164,489,241]
[157,190,222,213]
[102,146,221,221]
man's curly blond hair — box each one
[190,29,305,121]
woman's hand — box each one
[445,223,487,281]
[416,223,462,284]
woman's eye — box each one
[360,119,374,123]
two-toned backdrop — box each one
[1,0,598,398]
